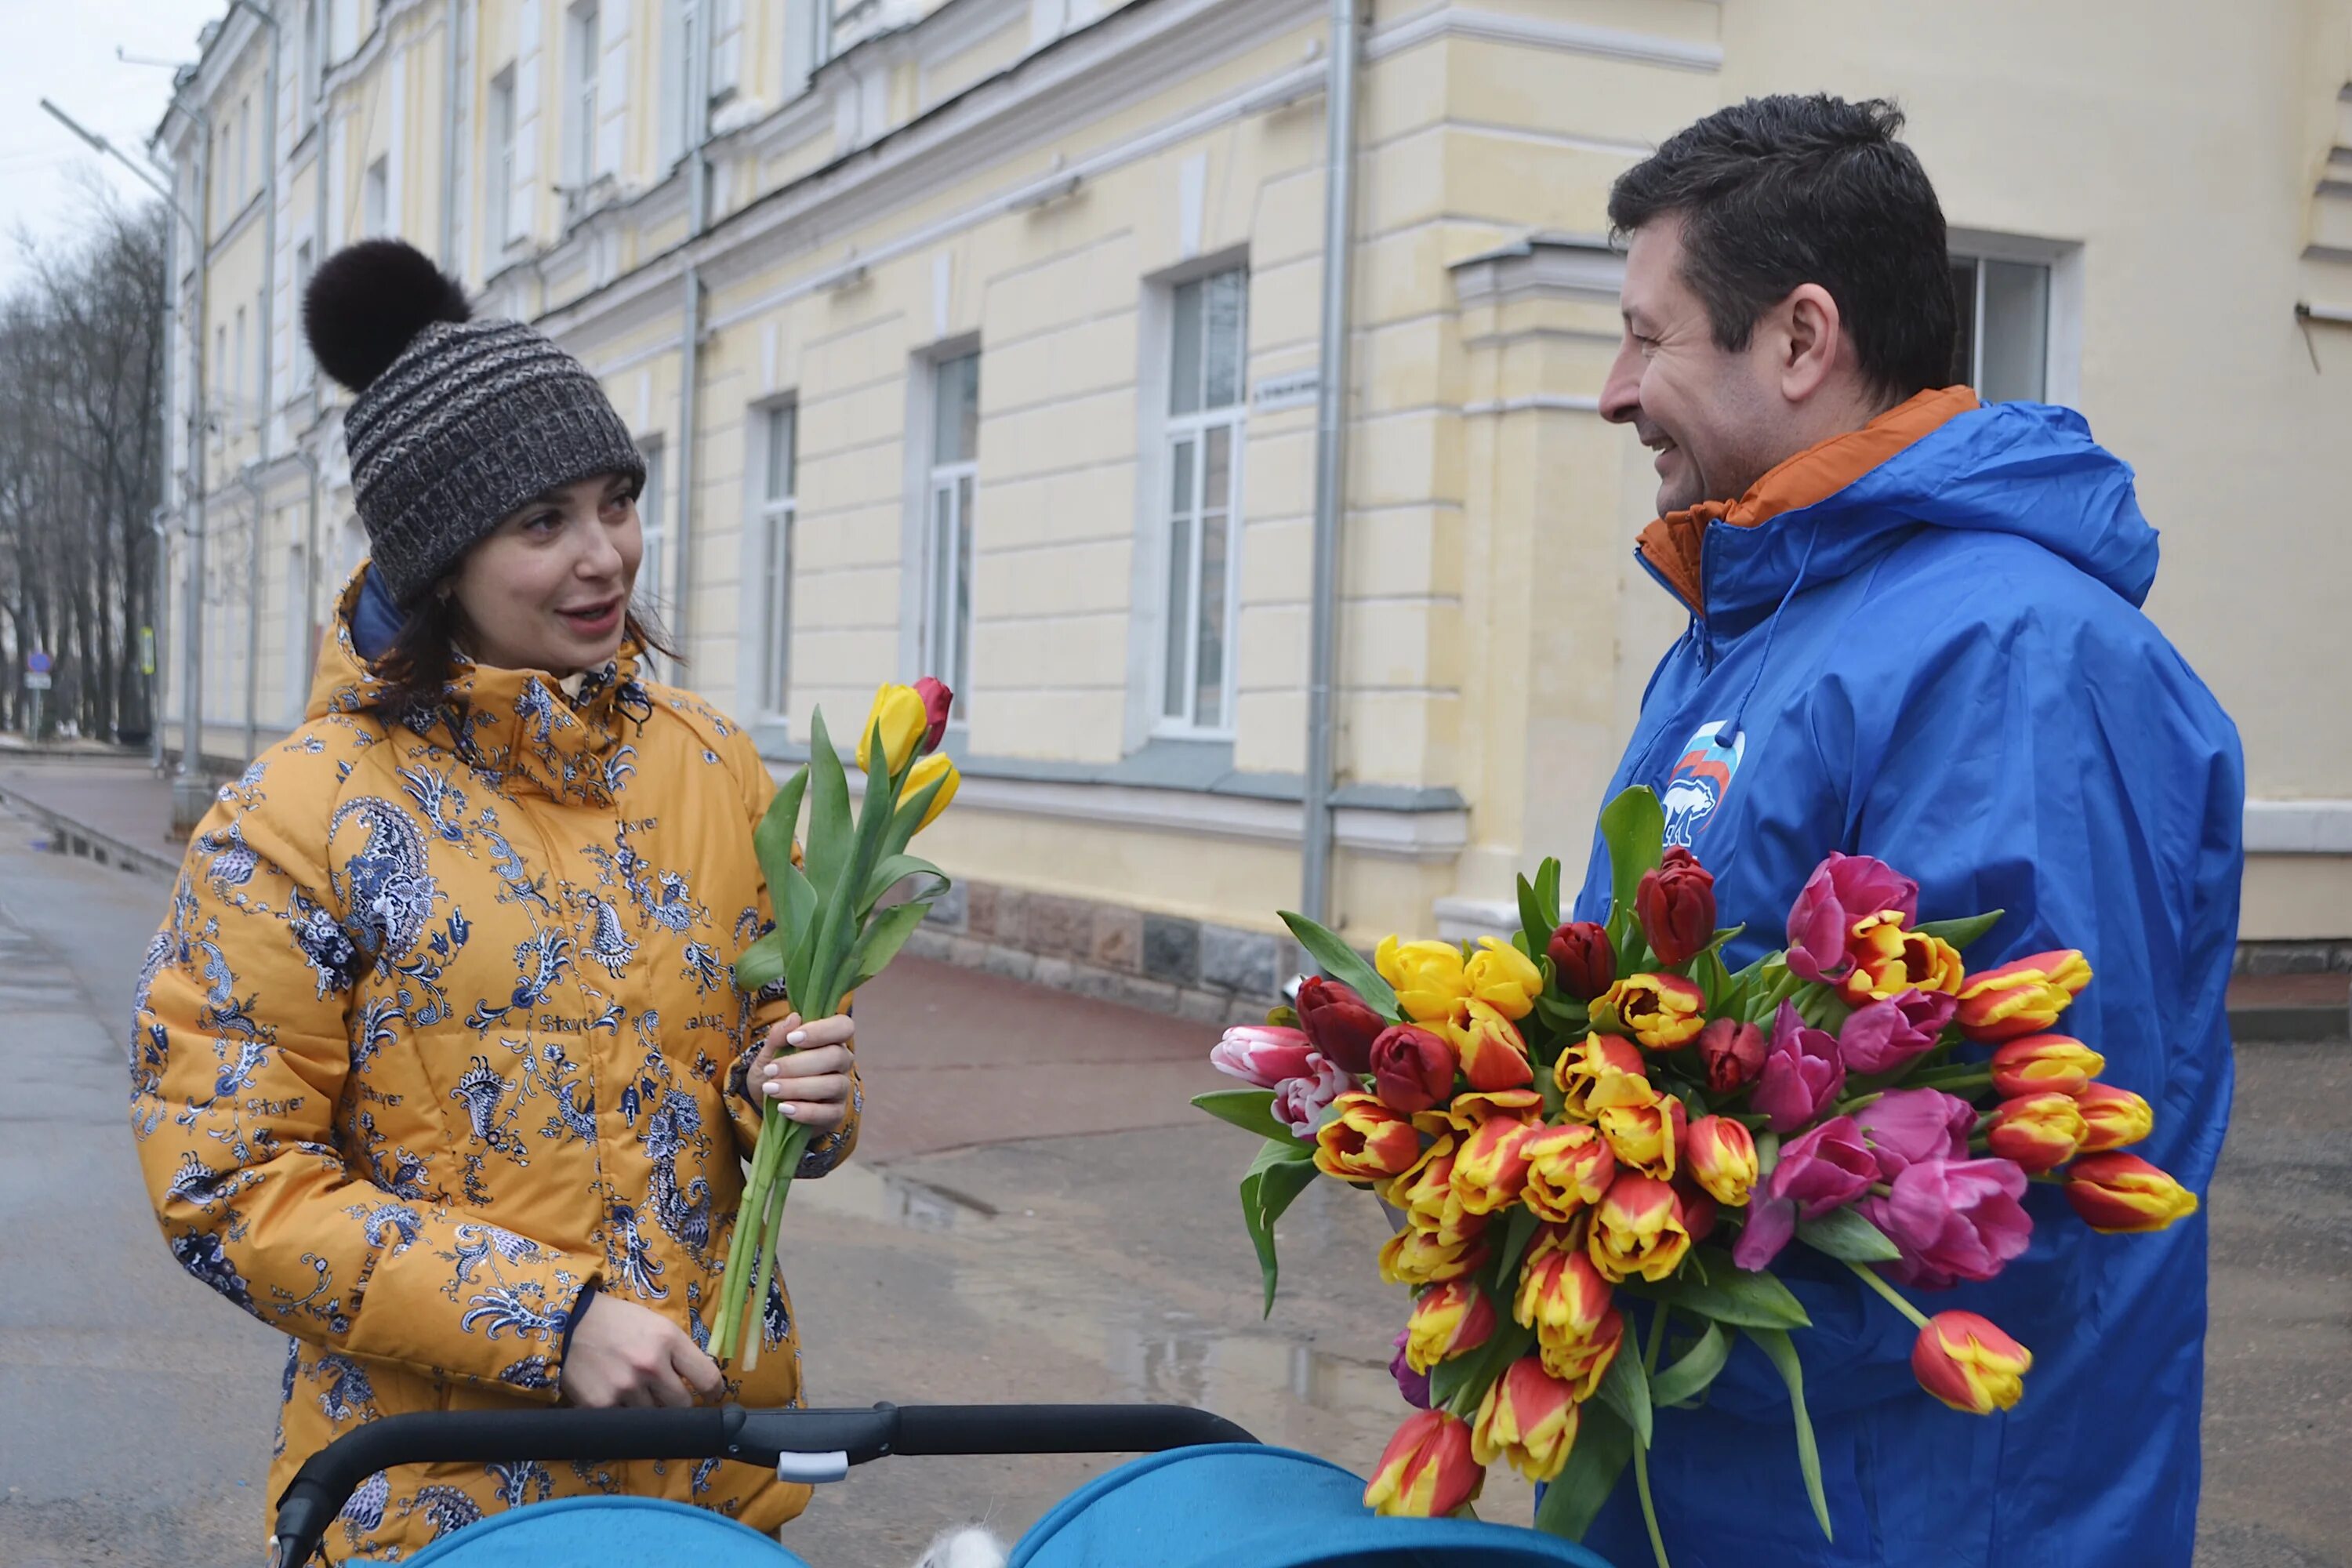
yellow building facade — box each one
[158,0,2352,1018]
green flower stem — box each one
[1904,1068,1993,1094]
[1844,1258,1932,1331]
[1635,1305,1673,1568]
[740,1120,813,1368]
[1830,1091,1883,1117]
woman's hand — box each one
[560,1293,725,1408]
[746,1012,855,1129]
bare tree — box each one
[0,198,165,742]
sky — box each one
[0,0,227,296]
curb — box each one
[0,777,182,880]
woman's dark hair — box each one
[1607,94,1958,404]
[372,591,679,731]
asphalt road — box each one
[0,797,2343,1567]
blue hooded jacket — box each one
[1570,400,2243,1567]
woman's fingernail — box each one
[786,1029,808,1047]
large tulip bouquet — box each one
[1196,787,2201,1561]
[710,678,960,1367]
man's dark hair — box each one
[1608,95,1957,402]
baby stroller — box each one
[266,1402,1617,1566]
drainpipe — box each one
[151,166,179,772]
[670,1,713,660]
[236,463,268,759]
[297,444,323,710]
[1299,0,1362,927]
[440,0,462,269]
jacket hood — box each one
[309,564,652,807]
[1644,394,2160,637]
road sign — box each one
[24,672,51,691]
[26,650,51,676]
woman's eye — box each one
[526,512,562,533]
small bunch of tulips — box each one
[1196,787,2199,1560]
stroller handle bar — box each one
[267,1402,1259,1566]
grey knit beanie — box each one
[302,239,645,608]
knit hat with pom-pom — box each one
[303,238,644,607]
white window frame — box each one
[485,66,517,257]
[920,350,978,707]
[782,0,826,98]
[564,1,601,202]
[233,306,248,423]
[237,98,252,204]
[1946,228,2083,408]
[659,0,703,172]
[752,401,797,718]
[363,155,389,238]
[1150,263,1247,739]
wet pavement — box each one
[0,793,2344,1567]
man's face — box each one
[1600,217,1785,517]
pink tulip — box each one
[1211,1025,1319,1088]
[1390,1329,1432,1410]
[1852,1087,1977,1180]
[1861,1157,2033,1289]
[1786,853,1920,985]
[1751,1003,1846,1133]
[1838,988,1958,1074]
[1767,1116,1878,1219]
[1732,1195,1797,1270]
[1272,1054,1356,1139]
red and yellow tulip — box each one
[1384,1137,1483,1247]
[1684,1115,1759,1207]
[1364,1410,1483,1518]
[1312,1092,1421,1184]
[1596,1093,1687,1182]
[1593,974,1708,1051]
[1452,1112,1543,1215]
[1520,1123,1617,1222]
[1955,950,2092,1042]
[1380,1223,1490,1287]
[2063,1152,2201,1234]
[2072,1082,2154,1153]
[1911,1311,2031,1414]
[1403,1279,1498,1374]
[1988,1034,2105,1098]
[1984,1091,2087,1173]
[1471,1356,1582,1484]
[1588,1173,1692,1283]
[1554,1033,1655,1120]
[1446,998,1537,1093]
[1838,912,1965,1006]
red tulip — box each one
[1370,1025,1457,1115]
[1547,921,1615,1001]
[1912,1311,2031,1414]
[1696,1017,1766,1095]
[1294,977,1385,1075]
[912,675,954,753]
[1636,846,1716,967]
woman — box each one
[129,239,858,1562]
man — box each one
[1571,96,2242,1566]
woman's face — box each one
[449,471,643,676]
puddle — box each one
[787,1160,1001,1232]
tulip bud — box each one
[1588,1173,1692,1283]
[1520,1123,1617,1222]
[1673,1181,1720,1244]
[855,682,930,775]
[911,675,954,753]
[1539,1303,1626,1399]
[2072,1082,2154,1153]
[1446,999,1536,1094]
[1697,1017,1767,1095]
[1379,1222,1490,1287]
[1312,1092,1421,1184]
[1514,1227,1619,1394]
[1594,973,1708,1051]
[1403,1279,1499,1374]
[1451,1112,1542,1214]
[1369,1024,1457,1115]
[1984,1091,2086,1174]
[903,753,960,830]
[1270,1054,1354,1141]
[1465,937,1543,1022]
[1388,1329,1432,1410]
[1554,1033,1654,1120]
[1911,1310,2031,1415]
[1363,1410,1484,1518]
[1294,977,1385,1076]
[1684,1115,1759,1207]
[1989,1034,2105,1098]
[1786,852,1921,985]
[1547,921,1615,1000]
[2063,1152,2200,1234]
[1636,846,1717,967]
[1955,950,2092,1042]
[1377,936,1472,1025]
[1209,1024,1316,1089]
[1596,1093,1686,1181]
[1471,1356,1581,1483]
[1384,1138,1483,1247]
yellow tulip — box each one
[904,753,959,829]
[856,683,929,775]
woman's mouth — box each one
[557,598,623,637]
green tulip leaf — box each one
[1278,910,1399,1017]
[1193,1089,1297,1145]
[1534,1398,1636,1540]
[1748,1327,1833,1542]
[1795,1207,1902,1264]
[1648,1319,1731,1408]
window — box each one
[636,441,668,615]
[659,0,702,170]
[214,323,227,408]
[565,2,601,198]
[756,403,797,713]
[293,241,315,385]
[782,0,825,97]
[1949,255,2049,405]
[237,99,251,203]
[486,68,517,250]
[1159,267,1247,733]
[924,353,978,702]
[300,0,321,132]
[233,306,248,421]
[364,156,389,238]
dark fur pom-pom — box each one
[302,239,471,394]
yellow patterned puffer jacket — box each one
[129,568,855,1563]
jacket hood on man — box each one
[1570,400,2241,1566]
[132,565,851,1562]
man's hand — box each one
[745,1012,855,1129]
[560,1293,725,1408]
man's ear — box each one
[1778,282,1843,404]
